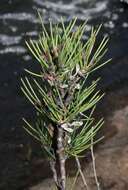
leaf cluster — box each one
[21,13,110,159]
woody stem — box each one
[57,127,66,190]
[50,126,66,190]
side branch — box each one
[75,156,89,190]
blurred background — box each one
[0,0,128,189]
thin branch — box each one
[75,156,89,190]
[70,170,79,190]
[50,160,59,188]
[91,127,100,190]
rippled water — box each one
[0,0,128,58]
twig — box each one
[91,127,100,190]
[75,156,89,190]
[50,160,59,188]
[70,170,79,190]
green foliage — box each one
[21,13,110,159]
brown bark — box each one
[50,125,66,190]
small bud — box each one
[67,136,71,144]
[75,83,80,90]
[51,46,59,59]
[61,123,73,133]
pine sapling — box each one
[21,13,110,190]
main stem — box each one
[51,126,66,190]
[57,127,66,190]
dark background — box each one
[0,0,128,189]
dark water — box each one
[0,0,128,133]
[0,0,128,57]
[0,1,128,189]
